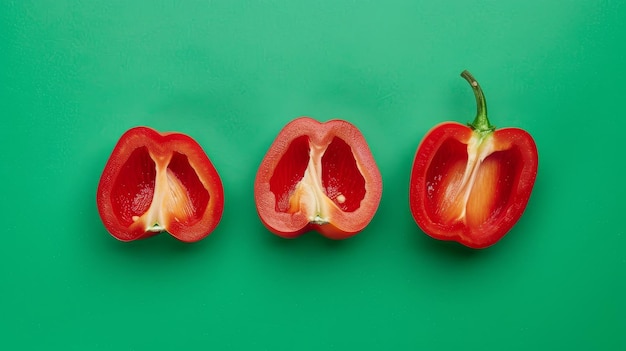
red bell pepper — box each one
[254,117,383,239]
[409,71,538,249]
[97,127,224,242]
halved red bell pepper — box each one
[409,71,538,249]
[97,127,224,242]
[254,117,383,239]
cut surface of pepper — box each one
[254,117,382,239]
[97,127,224,242]
[409,71,538,248]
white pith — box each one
[448,133,496,223]
[288,142,339,225]
[131,152,193,231]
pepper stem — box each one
[461,70,495,133]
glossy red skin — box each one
[409,122,538,249]
[97,127,224,242]
[254,117,383,239]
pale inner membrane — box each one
[132,153,194,231]
[287,143,336,225]
[439,133,498,225]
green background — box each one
[1,0,624,349]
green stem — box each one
[461,70,494,133]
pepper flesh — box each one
[254,117,382,239]
[409,71,538,248]
[97,127,224,242]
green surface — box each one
[1,1,624,349]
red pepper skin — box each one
[97,127,224,242]
[409,71,538,249]
[254,117,383,239]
